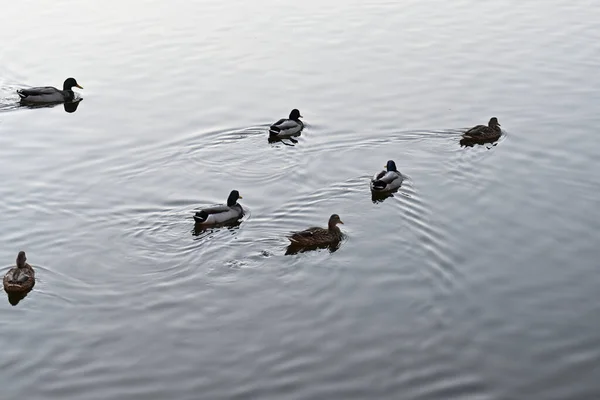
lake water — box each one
[1,0,600,399]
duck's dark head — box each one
[16,251,26,268]
[328,214,344,229]
[289,109,302,121]
[227,190,242,207]
[489,117,500,128]
[63,77,83,91]
[385,160,398,172]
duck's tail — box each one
[268,125,280,136]
[371,180,386,191]
[194,211,208,223]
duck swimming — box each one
[462,117,502,142]
[17,77,83,104]
[288,214,345,249]
[370,160,404,192]
[194,190,244,225]
[269,109,304,138]
[3,251,35,294]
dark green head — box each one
[289,109,303,121]
[385,160,398,172]
[16,251,27,268]
[227,190,242,207]
[63,77,83,91]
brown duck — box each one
[3,251,35,294]
[462,117,502,141]
[288,214,345,247]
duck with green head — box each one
[371,160,404,192]
[17,77,83,104]
[193,190,244,225]
[269,109,304,138]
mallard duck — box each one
[17,77,83,104]
[3,251,35,294]
[370,160,404,192]
[269,109,304,138]
[194,190,244,225]
[288,214,344,248]
[462,117,502,141]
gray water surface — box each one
[1,0,600,399]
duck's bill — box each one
[75,84,83,89]
[497,123,501,126]
[300,115,303,118]
[338,220,344,224]
[238,195,243,199]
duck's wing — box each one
[17,86,59,97]
[373,169,387,181]
[269,119,302,136]
[270,118,287,129]
[379,171,402,184]
[294,227,321,237]
[289,227,323,242]
[371,170,403,191]
[17,86,67,103]
[199,205,231,215]
[194,204,242,224]
[464,125,487,137]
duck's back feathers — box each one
[194,204,243,225]
[287,214,344,248]
[17,87,72,103]
[464,125,492,137]
[288,226,342,247]
[269,119,304,137]
[18,87,57,97]
[462,118,502,142]
[371,170,403,192]
[289,227,322,242]
[3,264,35,294]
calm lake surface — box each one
[1,0,600,399]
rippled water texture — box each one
[1,0,600,399]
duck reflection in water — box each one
[19,97,82,113]
[371,190,395,204]
[192,219,242,237]
[268,136,298,146]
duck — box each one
[370,160,404,192]
[3,251,35,294]
[17,77,83,104]
[288,214,345,248]
[194,190,244,225]
[462,117,502,141]
[269,109,304,138]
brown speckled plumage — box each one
[3,251,35,294]
[288,214,345,247]
[463,117,502,142]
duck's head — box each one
[227,190,243,207]
[488,117,500,128]
[16,251,27,268]
[385,160,398,172]
[328,214,344,228]
[63,77,83,91]
[289,109,303,121]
